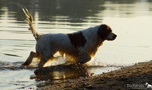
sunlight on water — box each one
[0,0,152,89]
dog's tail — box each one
[22,8,40,40]
[7,3,39,40]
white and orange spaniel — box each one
[21,8,117,67]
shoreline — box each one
[40,60,152,90]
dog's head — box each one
[97,24,117,41]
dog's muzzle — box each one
[107,33,117,41]
[113,34,117,40]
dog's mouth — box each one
[106,33,117,41]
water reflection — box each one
[30,65,91,87]
[32,64,88,80]
[31,64,119,87]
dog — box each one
[21,8,117,67]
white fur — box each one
[22,24,116,67]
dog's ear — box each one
[97,24,111,40]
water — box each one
[0,0,152,89]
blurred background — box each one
[0,0,152,89]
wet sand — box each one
[39,60,152,90]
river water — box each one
[0,0,152,89]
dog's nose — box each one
[113,34,117,39]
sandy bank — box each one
[40,61,152,90]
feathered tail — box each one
[7,3,39,40]
[22,8,39,40]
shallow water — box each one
[0,0,152,89]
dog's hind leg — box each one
[38,56,47,67]
[22,51,39,66]
[38,55,52,67]
[37,47,58,67]
[38,51,54,67]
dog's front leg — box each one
[22,51,38,66]
[76,50,91,64]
